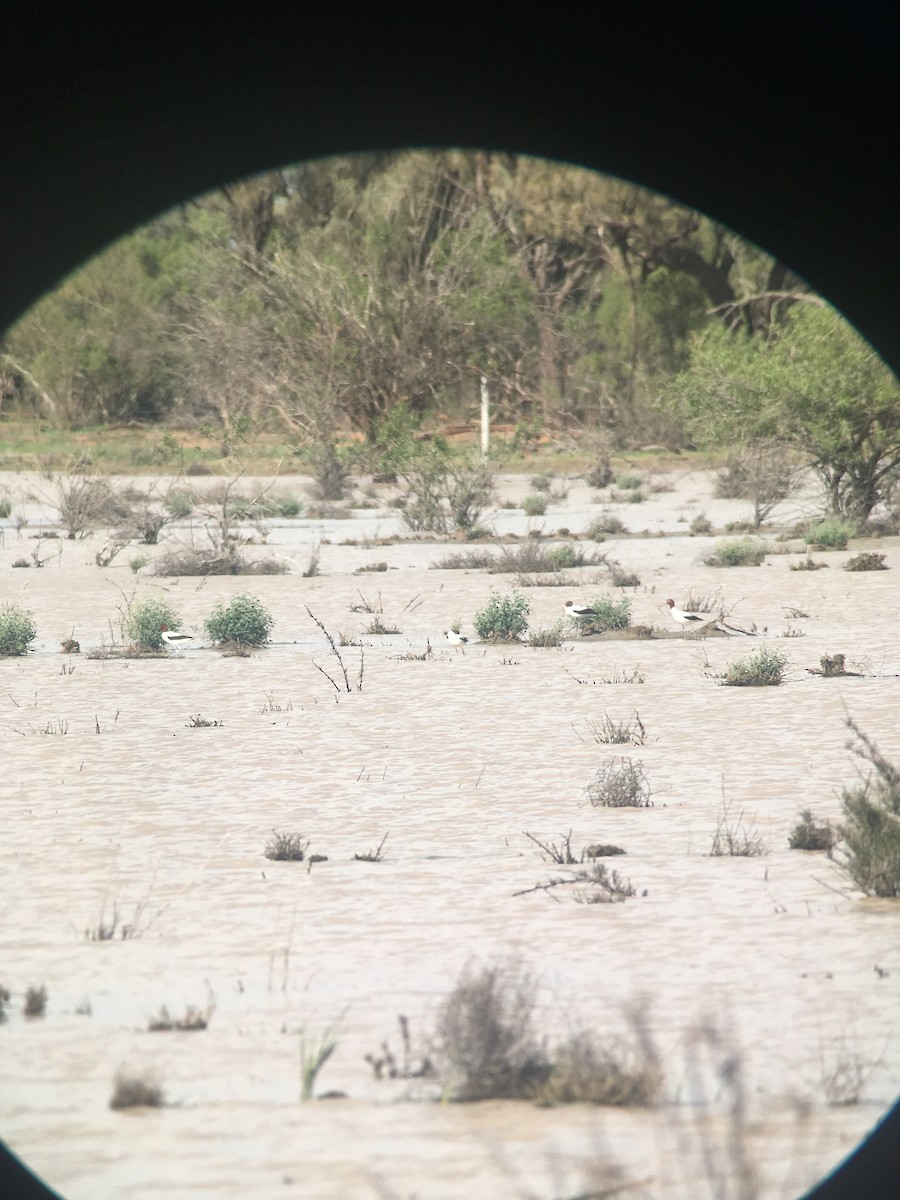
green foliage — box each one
[663,305,900,520]
[587,513,626,537]
[703,537,768,567]
[204,593,274,646]
[0,498,12,518]
[804,517,855,549]
[123,597,182,650]
[720,645,787,687]
[473,591,530,642]
[788,809,837,852]
[574,595,631,632]
[839,720,900,897]
[522,494,548,516]
[164,490,194,518]
[0,603,37,655]
[399,442,495,534]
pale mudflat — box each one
[1,469,898,1200]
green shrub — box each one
[473,591,530,642]
[587,513,626,538]
[788,809,837,851]
[689,513,713,535]
[703,537,768,567]
[164,490,194,518]
[839,719,900,897]
[584,458,613,489]
[123,597,182,651]
[529,471,553,494]
[204,593,274,646]
[570,595,631,633]
[0,498,12,518]
[721,645,788,686]
[0,603,38,655]
[129,555,150,574]
[273,494,303,518]
[804,517,856,549]
[522,494,548,516]
[615,472,643,490]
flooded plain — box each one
[1,467,898,1199]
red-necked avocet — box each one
[160,623,194,648]
[665,599,713,629]
[563,600,596,620]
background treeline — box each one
[0,151,802,441]
[2,150,897,521]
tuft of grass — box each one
[689,513,714,535]
[300,1021,341,1100]
[264,831,309,861]
[205,594,274,646]
[0,603,37,655]
[709,795,768,857]
[720,645,788,686]
[23,985,48,1019]
[844,552,887,571]
[522,494,548,516]
[488,540,602,575]
[0,497,12,518]
[473,590,530,643]
[353,832,389,862]
[431,548,496,570]
[804,516,856,549]
[577,712,646,745]
[534,1028,659,1106]
[585,758,652,807]
[702,537,768,567]
[148,1003,214,1031]
[791,555,829,571]
[788,809,837,851]
[110,1069,165,1110]
[586,513,626,538]
[526,621,566,648]
[363,616,401,635]
[0,983,10,1023]
[838,719,900,896]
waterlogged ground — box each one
[1,467,899,1200]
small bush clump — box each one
[24,985,48,1019]
[788,809,837,851]
[585,758,652,807]
[720,645,788,687]
[844,552,887,572]
[0,498,12,518]
[473,591,530,642]
[0,603,37,655]
[204,594,274,646]
[567,595,631,633]
[587,513,626,538]
[122,597,182,651]
[839,719,900,896]
[583,458,613,489]
[804,517,856,549]
[264,830,309,861]
[689,513,714,535]
[526,621,566,648]
[164,490,194,518]
[522,494,548,516]
[703,537,768,567]
[709,799,768,856]
[431,548,497,570]
[110,1069,165,1110]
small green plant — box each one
[530,471,553,493]
[703,537,768,567]
[148,1003,214,1031]
[804,516,856,549]
[24,985,48,1019]
[364,616,401,635]
[585,758,651,807]
[273,494,304,518]
[0,984,10,1023]
[587,513,626,537]
[473,591,530,642]
[838,719,900,897]
[788,809,837,851]
[844,552,887,571]
[205,593,274,646]
[129,555,150,574]
[720,645,788,687]
[527,621,566,648]
[354,832,389,862]
[689,513,714,535]
[110,1069,165,1110]
[264,831,309,861]
[164,489,194,518]
[123,597,182,651]
[0,498,12,518]
[522,494,548,516]
[0,603,37,655]
[300,1021,341,1100]
[615,472,643,490]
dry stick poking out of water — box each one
[306,605,364,693]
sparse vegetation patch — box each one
[585,758,652,807]
[0,603,37,656]
[838,719,900,896]
[720,645,787,687]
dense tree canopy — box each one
[662,304,900,520]
[1,151,813,451]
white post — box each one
[480,375,490,460]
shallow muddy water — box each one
[1,469,898,1198]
